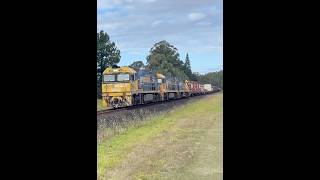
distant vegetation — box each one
[193,70,223,89]
[97,30,223,97]
[129,61,145,71]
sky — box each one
[97,0,223,74]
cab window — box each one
[117,74,130,81]
[104,74,115,82]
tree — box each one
[191,72,200,81]
[146,40,187,81]
[129,61,145,71]
[97,30,121,98]
[183,53,196,80]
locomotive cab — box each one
[101,66,138,108]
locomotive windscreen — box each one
[117,74,130,81]
[104,74,115,82]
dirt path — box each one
[101,93,223,180]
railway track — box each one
[97,91,220,116]
[97,96,188,116]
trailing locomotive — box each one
[101,66,218,109]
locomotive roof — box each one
[156,73,165,79]
[103,66,136,75]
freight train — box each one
[101,66,220,109]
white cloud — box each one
[97,0,123,9]
[151,20,163,27]
[139,0,157,2]
[188,12,206,22]
[191,45,223,53]
[97,0,156,7]
[196,21,212,26]
[98,22,124,31]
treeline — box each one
[193,70,223,89]
[97,30,223,97]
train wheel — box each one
[153,94,157,102]
[131,95,134,105]
[141,94,144,104]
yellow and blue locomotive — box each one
[101,66,192,109]
[101,66,137,108]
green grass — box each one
[97,99,107,111]
[97,113,175,179]
[97,93,223,180]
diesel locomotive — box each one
[101,66,217,109]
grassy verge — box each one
[97,93,223,180]
[97,99,108,111]
[97,113,165,144]
[97,113,174,179]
